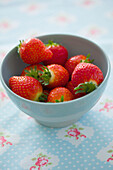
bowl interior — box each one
[1,34,109,90]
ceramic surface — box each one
[0,34,111,127]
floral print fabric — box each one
[0,0,113,169]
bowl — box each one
[0,34,111,128]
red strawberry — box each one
[43,40,68,66]
[18,38,53,64]
[39,64,69,89]
[47,87,74,103]
[64,54,93,76]
[21,64,44,79]
[71,63,104,94]
[66,81,85,99]
[9,76,43,101]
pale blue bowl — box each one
[0,34,111,127]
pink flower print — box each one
[30,153,52,170]
[99,101,113,112]
[80,134,87,138]
[107,154,113,162]
[21,2,45,15]
[96,142,113,163]
[0,19,18,32]
[65,125,86,140]
[107,156,113,162]
[57,15,69,23]
[21,102,32,113]
[107,149,113,162]
[27,116,33,119]
[20,149,59,169]
[88,27,101,36]
[83,0,94,6]
[107,158,113,162]
[48,12,75,26]
[0,21,10,29]
[0,136,7,147]
[35,157,48,170]
[30,166,36,170]
[67,128,81,140]
[0,51,6,60]
[79,25,106,38]
[0,91,8,101]
[28,4,38,12]
[67,128,86,140]
[0,136,12,147]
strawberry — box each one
[64,54,93,76]
[66,81,85,99]
[47,87,74,103]
[18,38,53,64]
[71,63,104,94]
[43,40,68,66]
[9,76,43,101]
[21,64,44,80]
[39,64,69,89]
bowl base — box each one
[35,118,80,128]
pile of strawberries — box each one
[9,37,104,103]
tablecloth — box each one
[0,0,113,169]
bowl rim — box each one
[0,33,111,106]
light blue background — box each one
[0,0,113,169]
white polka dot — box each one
[65,166,68,168]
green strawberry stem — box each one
[74,82,97,94]
[38,93,48,102]
[55,95,64,103]
[81,53,94,63]
[38,66,51,86]
[24,66,40,80]
[45,40,59,47]
[17,40,24,53]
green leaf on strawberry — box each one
[45,40,59,47]
[107,150,113,153]
[71,62,104,96]
[55,95,64,102]
[38,66,51,85]
[74,82,97,94]
[38,92,48,102]
[81,53,94,63]
[24,66,40,80]
[17,40,24,53]
[38,64,69,89]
